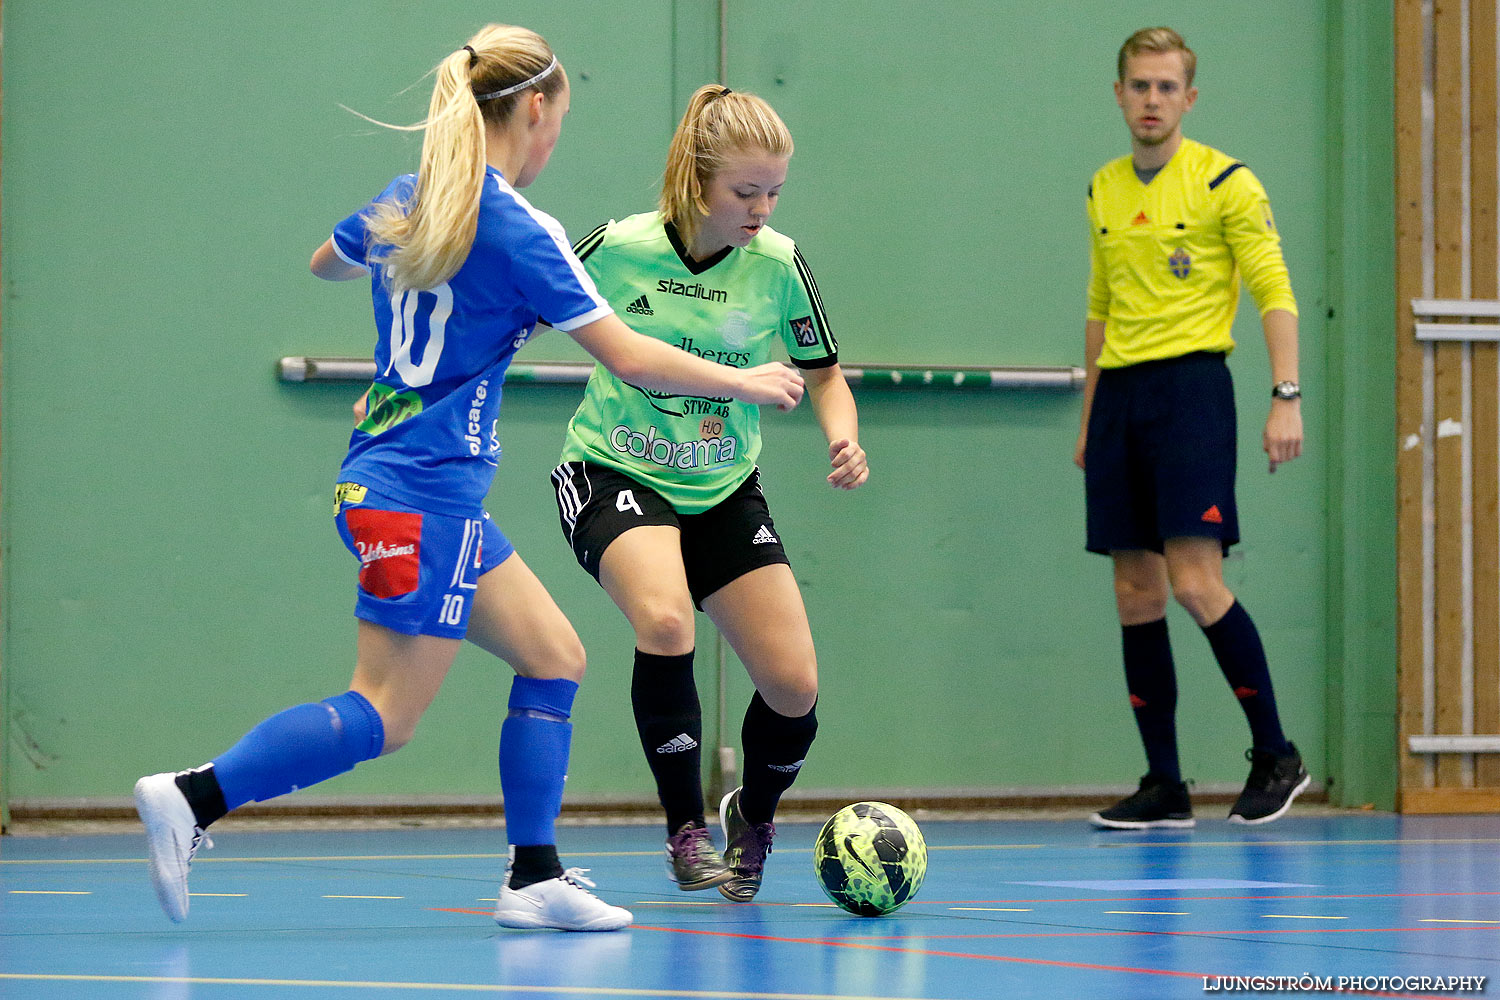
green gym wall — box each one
[0,2,1396,818]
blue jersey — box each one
[330,167,611,518]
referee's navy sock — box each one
[1121,619,1182,783]
[631,649,706,834]
[1201,600,1294,756]
[210,690,385,814]
[739,692,817,825]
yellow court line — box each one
[0,973,941,999]
[322,895,404,900]
[632,901,721,906]
[1419,918,1500,923]
[0,844,1044,867]
[949,907,1033,912]
[1105,910,1189,915]
[7,890,91,895]
[1261,914,1348,920]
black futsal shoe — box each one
[1228,744,1310,825]
[1089,773,1196,829]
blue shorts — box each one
[334,482,515,638]
[1084,351,1239,555]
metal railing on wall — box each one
[277,356,1086,391]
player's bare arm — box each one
[805,364,867,490]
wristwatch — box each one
[1272,380,1301,401]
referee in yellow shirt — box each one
[1077,27,1309,829]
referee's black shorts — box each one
[1084,350,1239,556]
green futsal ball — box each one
[814,801,927,916]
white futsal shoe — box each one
[133,772,213,922]
[493,868,633,931]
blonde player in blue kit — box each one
[131,26,803,931]
[551,85,865,901]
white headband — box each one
[475,56,559,101]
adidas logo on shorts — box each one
[767,758,805,773]
[752,525,778,545]
[626,294,654,316]
[656,733,698,754]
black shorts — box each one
[1084,351,1239,555]
[550,462,790,608]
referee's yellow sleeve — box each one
[1085,199,1111,322]
[1221,171,1298,318]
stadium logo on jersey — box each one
[626,294,654,315]
[657,278,728,303]
[1169,248,1192,279]
[609,423,738,471]
[790,315,818,347]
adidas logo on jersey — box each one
[656,733,698,754]
[752,524,778,545]
[626,294,654,316]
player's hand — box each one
[1074,428,1088,470]
[353,388,370,424]
[1264,400,1303,473]
[827,438,868,490]
[737,362,805,411]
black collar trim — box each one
[664,221,732,275]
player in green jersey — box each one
[552,84,865,901]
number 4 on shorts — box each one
[616,490,644,516]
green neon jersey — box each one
[559,212,837,512]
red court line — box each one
[628,925,1448,998]
[431,909,1453,998]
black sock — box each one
[1121,619,1181,783]
[739,692,817,825]
[1201,600,1293,755]
[508,844,564,890]
[174,764,228,829]
[631,649,706,834]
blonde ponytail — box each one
[660,85,793,249]
[361,25,565,293]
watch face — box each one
[1274,381,1300,399]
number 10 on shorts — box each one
[439,594,465,626]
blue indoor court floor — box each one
[3,812,1499,999]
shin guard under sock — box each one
[210,690,385,813]
[630,649,706,833]
[738,691,818,825]
[499,676,577,848]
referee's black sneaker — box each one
[1228,744,1310,825]
[1089,773,1195,829]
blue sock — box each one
[499,676,577,847]
[212,691,385,811]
